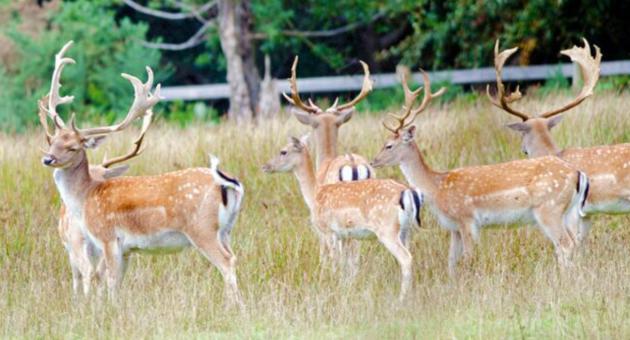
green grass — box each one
[1,90,629,338]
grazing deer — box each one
[40,97,150,296]
[283,56,375,185]
[40,42,244,306]
[262,135,422,300]
[488,39,630,241]
[371,72,590,275]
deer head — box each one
[262,135,310,173]
[487,39,601,157]
[282,57,372,162]
[39,41,160,169]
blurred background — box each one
[1,0,629,131]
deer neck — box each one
[399,143,441,200]
[314,124,337,167]
[53,152,95,219]
[292,149,318,213]
[528,128,561,158]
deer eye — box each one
[280,150,287,156]
[69,147,80,152]
[385,144,393,150]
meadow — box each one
[1,90,629,339]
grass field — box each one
[1,90,629,339]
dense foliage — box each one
[1,0,629,130]
[0,0,163,131]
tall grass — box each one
[1,90,629,338]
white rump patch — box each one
[356,165,370,180]
[340,166,354,182]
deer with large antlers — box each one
[283,57,375,185]
[263,135,422,300]
[40,42,244,306]
[371,72,590,275]
[488,39,630,241]
[42,96,153,296]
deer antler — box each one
[44,41,76,129]
[540,38,601,118]
[486,40,530,121]
[37,96,53,144]
[78,67,161,136]
[383,70,445,134]
[100,109,154,168]
[410,71,446,119]
[281,56,322,114]
[383,72,422,133]
[335,60,373,111]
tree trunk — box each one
[217,0,260,122]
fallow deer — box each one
[371,71,590,275]
[40,96,152,296]
[488,39,630,241]
[262,136,422,300]
[40,42,244,306]
[283,57,375,185]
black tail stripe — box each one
[217,169,240,187]
[352,167,358,181]
[220,185,228,206]
[582,180,590,209]
[576,171,581,192]
[399,191,406,210]
[339,168,344,182]
[411,191,422,225]
[366,167,371,179]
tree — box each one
[122,0,390,121]
[123,0,260,122]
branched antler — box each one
[282,56,373,115]
[45,41,76,129]
[281,56,322,113]
[383,70,446,134]
[540,38,601,118]
[77,67,161,136]
[486,40,530,121]
[100,109,154,168]
[334,61,373,111]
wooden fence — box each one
[160,60,630,101]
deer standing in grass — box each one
[263,135,422,300]
[488,39,630,242]
[282,57,376,274]
[40,42,244,306]
[41,96,152,296]
[371,72,590,275]
[283,56,375,185]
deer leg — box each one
[534,207,576,267]
[102,239,124,298]
[377,229,413,302]
[342,239,361,280]
[577,216,592,245]
[448,230,463,277]
[66,251,81,296]
[459,222,476,265]
[187,230,243,310]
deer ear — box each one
[103,165,129,179]
[402,125,416,143]
[335,108,354,126]
[83,136,107,149]
[506,122,531,133]
[547,115,563,129]
[291,108,318,127]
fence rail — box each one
[160,60,630,101]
